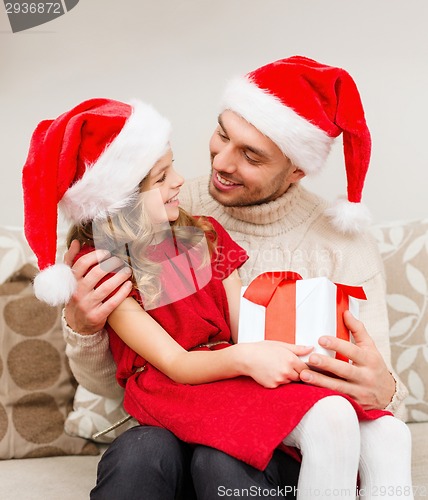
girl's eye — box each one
[156,173,167,183]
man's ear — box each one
[290,167,306,183]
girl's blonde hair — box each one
[67,195,217,309]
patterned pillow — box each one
[65,385,136,444]
[0,225,37,283]
[0,264,99,458]
[0,225,135,444]
[371,218,428,423]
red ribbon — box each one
[335,283,366,361]
[243,272,367,360]
[243,271,302,342]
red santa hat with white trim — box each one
[22,98,171,306]
[220,55,372,233]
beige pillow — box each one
[0,264,99,458]
[371,218,428,423]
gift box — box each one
[238,271,367,362]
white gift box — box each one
[238,272,366,362]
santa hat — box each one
[220,55,372,233]
[22,98,171,306]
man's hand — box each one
[63,240,133,335]
[299,310,395,410]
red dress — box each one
[81,217,389,471]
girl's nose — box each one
[171,168,184,187]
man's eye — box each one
[243,152,259,164]
[217,130,229,141]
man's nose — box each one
[212,146,237,174]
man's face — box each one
[208,110,304,207]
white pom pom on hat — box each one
[33,263,77,307]
[324,197,372,234]
[22,98,172,306]
[220,55,372,234]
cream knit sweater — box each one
[63,176,407,418]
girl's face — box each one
[140,150,184,223]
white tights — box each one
[282,396,413,499]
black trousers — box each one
[91,425,300,500]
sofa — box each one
[0,219,427,499]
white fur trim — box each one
[325,198,372,234]
[33,263,77,306]
[60,101,172,223]
[221,77,333,174]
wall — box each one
[1,0,427,228]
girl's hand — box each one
[236,341,314,388]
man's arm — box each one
[62,309,124,398]
[64,240,133,334]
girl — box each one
[23,98,413,499]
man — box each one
[63,56,407,499]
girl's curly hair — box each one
[67,196,217,309]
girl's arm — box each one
[221,269,242,344]
[108,297,313,387]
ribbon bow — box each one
[243,271,366,361]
